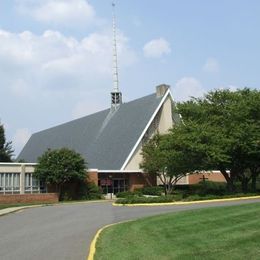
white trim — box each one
[88,169,98,172]
[98,170,143,173]
[0,163,37,166]
[187,170,229,175]
[120,89,173,170]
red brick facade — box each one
[129,172,157,191]
[0,193,59,204]
[88,171,98,185]
[188,171,226,184]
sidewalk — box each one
[0,205,43,217]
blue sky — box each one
[0,0,260,157]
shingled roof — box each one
[18,92,167,169]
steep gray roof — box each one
[18,93,164,169]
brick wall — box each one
[88,171,98,185]
[0,193,59,204]
[129,173,157,191]
[189,171,226,184]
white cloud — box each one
[10,79,31,97]
[16,0,96,27]
[0,26,137,156]
[174,77,205,101]
[0,28,137,97]
[143,38,171,58]
[13,128,31,155]
[203,57,219,73]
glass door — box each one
[113,179,128,194]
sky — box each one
[0,0,260,157]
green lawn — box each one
[95,203,260,260]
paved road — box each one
[0,198,260,260]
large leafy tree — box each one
[0,122,13,162]
[141,133,201,194]
[177,88,260,192]
[34,148,87,197]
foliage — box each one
[34,148,87,198]
[176,88,260,192]
[115,192,260,204]
[196,181,227,196]
[0,122,13,162]
[116,187,164,198]
[77,182,104,200]
[116,190,142,198]
[137,186,164,196]
[116,195,174,204]
[140,133,201,194]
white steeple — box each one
[111,2,122,110]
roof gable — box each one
[18,93,164,169]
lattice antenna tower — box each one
[111,2,122,109]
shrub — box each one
[86,183,104,199]
[175,182,227,196]
[115,195,174,204]
[77,182,103,200]
[137,186,164,196]
[196,181,227,195]
[115,192,260,204]
[116,191,142,198]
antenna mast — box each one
[112,2,119,92]
[111,2,122,110]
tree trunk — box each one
[58,184,63,200]
[141,172,153,187]
[167,183,173,195]
[220,169,235,193]
[241,178,249,193]
[164,184,168,195]
[251,171,257,192]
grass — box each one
[95,203,260,260]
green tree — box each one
[140,133,200,194]
[34,148,87,198]
[177,88,260,192]
[0,122,13,162]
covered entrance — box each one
[98,172,129,195]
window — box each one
[25,173,41,193]
[0,173,20,194]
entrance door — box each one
[99,178,128,194]
[113,179,127,194]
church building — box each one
[0,4,225,200]
[17,84,181,194]
[0,4,182,198]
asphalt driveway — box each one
[0,198,260,260]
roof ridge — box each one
[95,109,118,140]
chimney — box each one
[156,84,170,97]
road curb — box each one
[59,199,113,206]
[87,223,114,260]
[113,195,260,207]
[0,204,47,217]
[87,220,132,260]
[0,200,112,217]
